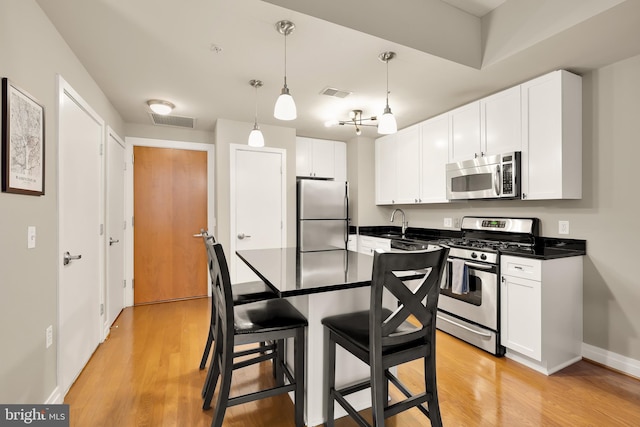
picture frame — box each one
[2,78,45,196]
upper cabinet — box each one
[481,85,522,156]
[520,70,582,200]
[374,69,582,204]
[449,86,522,162]
[375,119,449,205]
[449,101,481,162]
[296,137,346,180]
[420,113,449,203]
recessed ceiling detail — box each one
[149,113,196,129]
[320,87,352,98]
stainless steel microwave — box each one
[446,152,521,200]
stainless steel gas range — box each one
[434,216,540,356]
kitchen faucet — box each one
[390,208,408,237]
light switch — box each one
[27,226,36,249]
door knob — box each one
[109,238,120,246]
[63,251,82,266]
[237,233,252,240]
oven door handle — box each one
[437,314,493,338]
[447,258,494,270]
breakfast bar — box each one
[236,248,385,426]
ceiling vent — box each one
[149,113,196,129]
[320,87,352,98]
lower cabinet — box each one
[500,255,583,375]
[357,236,391,256]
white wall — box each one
[0,0,124,403]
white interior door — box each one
[106,128,125,331]
[58,77,104,395]
[230,145,286,283]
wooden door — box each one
[133,146,208,304]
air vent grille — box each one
[320,87,352,98]
[149,113,196,128]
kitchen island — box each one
[236,248,388,426]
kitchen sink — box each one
[390,239,430,251]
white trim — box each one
[229,144,287,283]
[124,136,216,304]
[45,387,63,405]
[582,343,640,379]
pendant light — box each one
[274,20,297,121]
[377,51,397,135]
[248,79,265,147]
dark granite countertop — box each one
[354,226,586,260]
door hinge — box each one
[131,216,134,227]
[132,279,134,289]
[100,303,104,315]
[100,224,104,235]
[123,161,127,171]
[100,144,104,156]
[123,220,127,230]
[123,279,126,288]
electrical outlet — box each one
[559,220,570,235]
[46,325,53,348]
[444,218,453,227]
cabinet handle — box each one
[522,193,527,199]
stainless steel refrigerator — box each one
[297,179,348,252]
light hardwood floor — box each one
[64,297,640,426]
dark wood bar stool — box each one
[198,231,277,370]
[202,240,307,427]
[322,246,449,427]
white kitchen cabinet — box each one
[347,234,358,252]
[357,235,391,256]
[376,121,448,205]
[449,101,481,162]
[394,124,421,204]
[520,70,582,200]
[481,85,522,155]
[296,137,346,179]
[334,140,347,182]
[375,133,397,204]
[419,113,450,203]
[500,255,583,375]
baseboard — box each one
[45,387,63,404]
[582,343,640,379]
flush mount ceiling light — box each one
[146,99,175,115]
[248,79,265,147]
[274,20,297,121]
[324,110,377,136]
[377,51,398,135]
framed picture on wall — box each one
[2,77,45,196]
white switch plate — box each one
[46,325,53,348]
[27,226,36,249]
[444,218,453,227]
[559,220,570,235]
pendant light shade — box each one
[248,126,265,147]
[248,79,265,147]
[274,20,297,121]
[377,51,397,135]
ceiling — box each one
[35,0,640,142]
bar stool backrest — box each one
[370,246,449,350]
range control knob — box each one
[480,254,487,260]
[471,252,478,259]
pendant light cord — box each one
[283,32,288,89]
[254,84,259,126]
